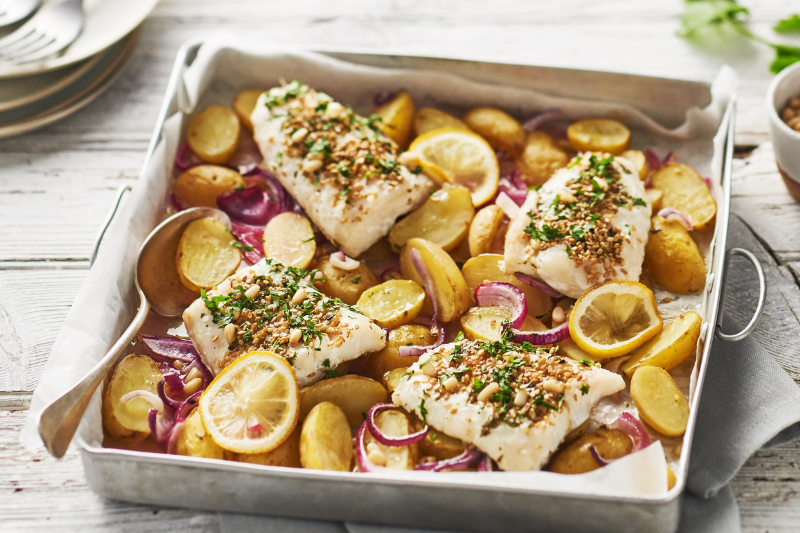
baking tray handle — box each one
[715,248,766,342]
[89,185,131,267]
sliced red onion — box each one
[138,334,197,363]
[380,266,402,282]
[658,208,693,230]
[414,448,483,472]
[478,454,497,472]
[356,420,379,473]
[495,192,521,219]
[373,91,396,107]
[218,186,279,226]
[474,282,527,329]
[166,421,185,455]
[589,444,611,467]
[230,221,266,264]
[330,250,360,271]
[169,192,187,213]
[366,403,429,446]
[148,407,175,445]
[399,249,446,357]
[183,357,213,388]
[496,178,527,207]
[174,141,202,172]
[120,390,164,412]
[703,176,713,190]
[163,372,186,392]
[504,320,570,345]
[644,149,662,173]
[523,108,564,132]
[157,379,182,410]
[513,272,563,298]
[610,412,650,452]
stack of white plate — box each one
[0,0,160,138]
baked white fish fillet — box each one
[504,154,651,298]
[251,81,431,257]
[392,339,625,471]
[183,258,386,387]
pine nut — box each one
[302,159,323,174]
[398,151,420,168]
[443,376,459,391]
[173,360,185,370]
[245,285,261,299]
[291,127,308,143]
[186,367,203,382]
[324,102,344,120]
[366,442,380,454]
[367,449,387,467]
[224,324,237,344]
[292,288,308,305]
[514,389,529,406]
[551,306,565,323]
[478,382,500,402]
[183,377,203,396]
[231,309,241,321]
[560,191,577,203]
[289,328,302,346]
[543,380,565,394]
[422,363,437,377]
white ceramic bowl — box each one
[767,61,800,199]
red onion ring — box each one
[356,420,378,473]
[474,282,527,329]
[138,334,197,363]
[703,176,713,190]
[148,407,175,445]
[414,448,483,472]
[658,208,693,231]
[380,266,402,282]
[504,320,570,345]
[330,250,360,271]
[589,444,611,467]
[399,249,446,357]
[174,141,203,172]
[478,454,497,472]
[157,379,182,410]
[366,403,429,446]
[163,391,203,454]
[610,412,650,452]
[523,108,564,132]
[166,421,184,455]
[513,273,563,299]
[169,192,187,213]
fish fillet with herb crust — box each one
[183,258,386,387]
[504,153,651,298]
[251,81,431,257]
[392,336,625,471]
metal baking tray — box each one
[71,38,764,533]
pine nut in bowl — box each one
[767,61,800,201]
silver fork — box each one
[0,0,41,28]
[0,0,83,65]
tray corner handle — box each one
[715,247,766,342]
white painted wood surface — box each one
[2,0,800,530]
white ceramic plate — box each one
[0,27,139,138]
[0,0,158,79]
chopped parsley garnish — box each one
[580,384,590,395]
[230,239,254,252]
[418,398,428,425]
[533,392,564,411]
[351,276,362,284]
[580,358,594,367]
[632,197,648,207]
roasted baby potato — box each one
[299,375,389,426]
[363,409,418,469]
[622,312,702,377]
[187,105,241,164]
[312,256,378,306]
[375,92,415,147]
[567,119,630,155]
[230,426,301,467]
[174,408,225,459]
[411,418,465,460]
[644,216,706,294]
[468,205,504,257]
[413,107,469,137]
[102,354,163,441]
[549,429,634,474]
[173,165,245,209]
[262,212,315,269]
[515,131,569,186]
[650,162,716,229]
[630,366,689,437]
[389,186,474,252]
[351,325,435,382]
[383,367,410,393]
[463,107,526,154]
[232,89,263,131]
[177,217,241,292]
[621,149,648,179]
[356,279,426,329]
[399,238,471,322]
[300,402,354,471]
[647,189,664,211]
[462,307,547,342]
[461,253,552,318]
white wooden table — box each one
[2,1,800,530]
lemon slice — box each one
[569,281,662,358]
[409,128,499,206]
[199,351,299,454]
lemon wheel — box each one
[568,281,662,358]
[199,351,299,454]
[409,128,499,206]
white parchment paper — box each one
[21,34,736,498]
